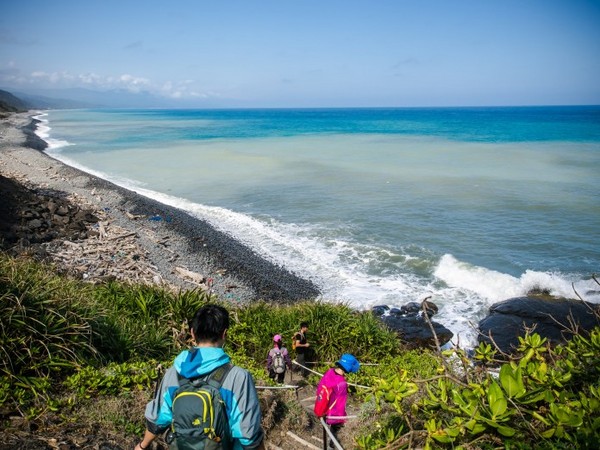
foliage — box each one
[4,251,599,450]
[227,300,403,365]
[0,254,98,405]
[359,327,600,449]
[64,360,162,397]
[0,252,210,412]
[90,282,211,360]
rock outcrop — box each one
[373,300,453,349]
[478,296,600,354]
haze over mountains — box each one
[0,87,191,111]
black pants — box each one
[296,352,308,376]
[269,369,285,383]
[328,423,343,449]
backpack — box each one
[292,332,303,351]
[273,350,286,374]
[313,384,331,417]
[169,363,233,450]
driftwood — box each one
[174,266,207,288]
[47,214,164,286]
[0,178,168,287]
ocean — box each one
[35,106,600,347]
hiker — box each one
[135,304,265,450]
[313,354,360,449]
[266,334,292,383]
[293,321,310,376]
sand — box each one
[0,112,320,303]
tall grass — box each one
[0,252,212,410]
[227,300,403,364]
[91,282,210,360]
[0,254,98,381]
[1,250,415,417]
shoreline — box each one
[0,112,320,302]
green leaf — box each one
[497,425,517,437]
[491,397,508,417]
[499,364,525,398]
[541,428,555,438]
[487,380,505,408]
[430,430,455,444]
[464,419,486,435]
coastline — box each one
[0,112,320,302]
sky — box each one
[1,0,600,108]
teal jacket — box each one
[144,346,264,450]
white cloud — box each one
[12,70,152,93]
[1,63,220,102]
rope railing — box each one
[302,361,380,366]
[256,362,363,449]
[292,360,370,389]
[255,384,299,390]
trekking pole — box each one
[320,417,343,450]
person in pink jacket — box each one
[314,353,360,449]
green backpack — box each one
[168,363,233,450]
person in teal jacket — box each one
[135,304,265,450]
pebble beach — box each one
[0,112,320,303]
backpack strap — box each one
[207,362,233,387]
[177,362,234,388]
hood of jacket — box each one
[173,346,231,379]
[321,367,345,385]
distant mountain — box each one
[1,87,219,110]
[0,89,30,113]
[12,90,97,109]
[7,87,180,109]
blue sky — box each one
[1,0,599,107]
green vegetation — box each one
[358,325,600,449]
[1,251,599,448]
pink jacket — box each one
[316,368,348,425]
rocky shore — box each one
[0,112,320,302]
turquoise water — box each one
[37,107,600,347]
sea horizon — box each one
[35,106,600,347]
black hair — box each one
[190,304,230,343]
[300,321,309,329]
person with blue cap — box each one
[313,353,360,449]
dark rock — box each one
[47,200,57,214]
[422,299,439,317]
[371,305,389,316]
[381,314,453,349]
[478,296,600,354]
[400,301,421,315]
[28,219,42,229]
[397,300,439,317]
[372,299,449,348]
[389,307,403,316]
[21,209,38,219]
[53,214,69,225]
[21,118,49,151]
[56,205,69,216]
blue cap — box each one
[337,353,360,373]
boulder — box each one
[478,296,600,354]
[373,300,453,348]
[381,314,454,349]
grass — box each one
[0,251,412,412]
[3,251,597,449]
